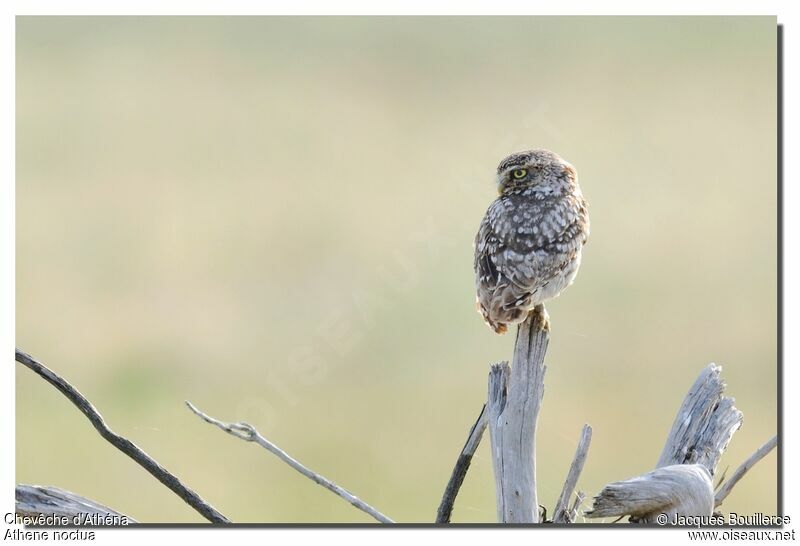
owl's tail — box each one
[477,299,509,335]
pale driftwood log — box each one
[657,363,743,474]
[585,464,714,522]
[15,485,135,523]
[14,349,229,524]
[715,435,778,507]
[586,364,774,524]
[436,404,488,523]
[487,305,549,523]
[185,401,393,523]
[553,424,593,523]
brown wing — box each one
[474,194,588,333]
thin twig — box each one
[714,435,778,507]
[568,491,586,523]
[553,424,593,523]
[185,401,394,524]
[436,404,488,523]
[15,348,229,523]
[715,466,730,491]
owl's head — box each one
[495,149,577,196]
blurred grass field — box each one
[16,16,777,523]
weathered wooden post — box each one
[487,305,549,523]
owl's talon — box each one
[529,304,550,332]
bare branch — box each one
[585,464,715,523]
[553,424,593,523]
[16,485,135,522]
[436,404,488,523]
[487,305,549,523]
[657,363,743,475]
[185,401,393,524]
[14,348,229,524]
[715,435,778,507]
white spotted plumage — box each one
[473,149,590,334]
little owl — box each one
[474,149,589,334]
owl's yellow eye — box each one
[512,169,527,179]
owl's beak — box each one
[496,175,506,195]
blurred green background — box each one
[16,17,777,523]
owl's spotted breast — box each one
[474,150,589,334]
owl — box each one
[474,149,589,334]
